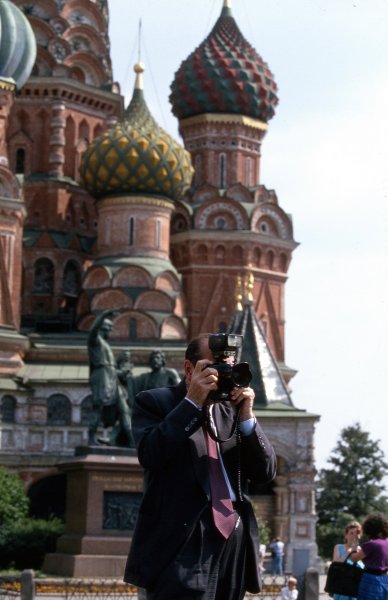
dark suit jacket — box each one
[124,380,277,592]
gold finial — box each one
[134,62,145,90]
[224,0,232,7]
[235,276,243,312]
[245,271,254,304]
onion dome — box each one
[0,0,36,89]
[80,63,193,200]
[170,1,278,123]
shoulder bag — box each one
[324,552,363,597]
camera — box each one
[207,333,252,402]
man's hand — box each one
[186,359,218,408]
[229,386,255,421]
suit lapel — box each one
[190,423,210,499]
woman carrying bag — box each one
[331,521,364,600]
[349,513,388,600]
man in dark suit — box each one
[124,334,277,600]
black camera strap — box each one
[204,403,241,443]
[204,403,243,502]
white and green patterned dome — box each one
[80,63,193,201]
[0,0,36,88]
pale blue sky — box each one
[108,0,388,479]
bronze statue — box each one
[87,309,134,447]
[128,350,180,402]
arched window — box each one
[219,154,226,188]
[16,148,25,174]
[155,220,161,249]
[246,157,251,186]
[195,155,201,186]
[33,258,54,294]
[215,245,225,265]
[47,394,71,426]
[81,395,93,425]
[63,260,81,296]
[1,395,16,423]
[129,217,135,246]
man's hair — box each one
[185,334,210,364]
[362,513,388,539]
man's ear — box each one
[183,359,193,382]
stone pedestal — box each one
[43,447,143,577]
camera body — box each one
[207,333,252,402]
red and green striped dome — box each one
[169,2,278,123]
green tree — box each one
[316,422,388,559]
[0,467,29,526]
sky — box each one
[107,0,388,482]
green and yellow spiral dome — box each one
[80,63,193,201]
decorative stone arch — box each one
[251,204,292,241]
[62,2,107,32]
[83,265,111,289]
[155,271,180,293]
[195,243,208,263]
[171,203,191,234]
[134,290,173,312]
[91,289,132,312]
[64,52,106,86]
[77,312,94,332]
[47,393,71,426]
[195,199,248,230]
[68,65,85,82]
[49,16,69,37]
[160,316,187,340]
[75,290,90,318]
[227,183,253,204]
[112,266,152,289]
[22,0,58,20]
[113,311,158,341]
[32,47,56,76]
[0,167,21,199]
[64,24,106,55]
[192,183,219,204]
[27,15,53,47]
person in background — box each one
[269,537,285,576]
[349,512,388,600]
[281,576,298,600]
[258,542,266,573]
[331,520,364,600]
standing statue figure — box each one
[129,350,180,401]
[87,309,134,447]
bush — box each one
[0,467,29,526]
[0,517,64,570]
